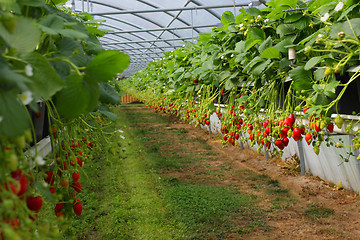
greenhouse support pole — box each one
[350,135,360,197]
[71,0,75,11]
[264,146,269,160]
[81,0,84,12]
[239,133,244,150]
[297,141,306,176]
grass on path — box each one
[55,104,302,239]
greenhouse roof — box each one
[68,0,268,76]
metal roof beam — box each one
[91,4,249,16]
[117,45,183,51]
[102,37,193,45]
[108,24,214,34]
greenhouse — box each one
[1,0,360,239]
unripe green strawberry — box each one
[12,135,26,149]
[353,142,360,151]
[324,66,332,76]
[24,129,33,143]
[2,13,18,34]
[313,146,320,155]
[7,153,18,171]
[335,116,344,129]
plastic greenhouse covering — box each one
[66,0,268,76]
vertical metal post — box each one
[81,0,84,12]
[233,0,236,17]
[71,0,75,11]
[191,9,194,42]
[297,140,306,176]
[350,135,360,197]
[87,0,90,12]
[264,145,269,160]
[238,133,244,150]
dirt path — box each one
[121,105,360,239]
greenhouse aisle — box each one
[64,104,360,240]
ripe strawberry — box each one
[300,126,305,135]
[327,123,334,133]
[275,139,284,150]
[223,135,227,141]
[305,133,312,145]
[314,121,321,132]
[265,141,271,149]
[282,137,289,147]
[205,120,210,126]
[44,171,55,185]
[282,126,290,135]
[54,202,64,213]
[265,127,271,135]
[235,133,240,140]
[194,78,198,84]
[73,202,83,216]
[71,182,81,193]
[249,134,254,141]
[4,180,20,195]
[26,196,43,212]
[49,187,56,194]
[292,127,301,141]
[264,120,270,128]
[72,172,80,182]
[77,157,83,167]
[11,170,28,196]
[286,113,295,127]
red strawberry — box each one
[26,196,43,212]
[11,170,28,196]
[275,139,285,150]
[73,202,83,216]
[4,180,20,195]
[44,171,55,185]
[282,126,290,134]
[305,133,312,145]
[282,137,289,147]
[71,182,81,193]
[194,78,198,84]
[292,127,301,141]
[54,202,64,213]
[300,126,305,135]
[249,134,254,141]
[72,172,80,182]
[286,113,295,127]
[77,157,83,167]
[49,187,56,194]
[265,141,271,149]
[264,120,270,128]
[314,122,321,132]
[326,123,334,133]
[205,120,210,126]
[235,133,240,140]
[265,127,271,135]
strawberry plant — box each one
[120,0,360,159]
[0,0,129,238]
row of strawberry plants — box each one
[120,0,360,160]
[0,1,129,239]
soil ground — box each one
[125,104,360,240]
